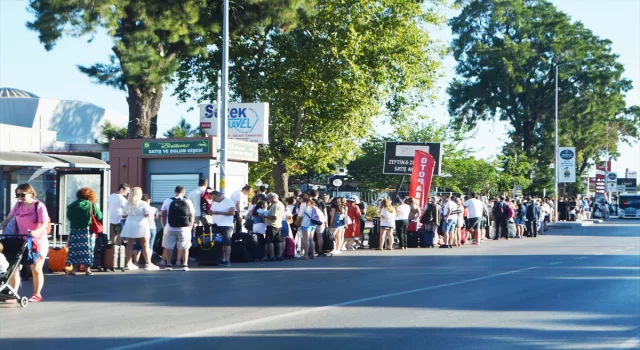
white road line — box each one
[574,257,587,260]
[548,262,563,265]
[625,247,636,250]
[596,253,606,255]
[106,266,541,350]
[617,331,640,349]
[611,249,623,253]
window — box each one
[150,174,200,203]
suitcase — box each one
[407,231,419,248]
[419,230,437,248]
[230,238,253,263]
[245,233,264,260]
[48,227,69,273]
[507,221,516,238]
[284,236,296,258]
[368,231,380,249]
[93,233,108,269]
[103,244,126,271]
[322,228,335,252]
[198,243,223,266]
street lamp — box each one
[554,64,559,222]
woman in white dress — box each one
[121,187,158,270]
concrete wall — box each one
[0,124,57,152]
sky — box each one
[0,0,638,177]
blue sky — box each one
[1,0,638,177]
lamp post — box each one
[554,64,559,222]
[219,0,229,196]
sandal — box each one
[85,270,94,276]
[67,270,77,276]
[28,294,43,303]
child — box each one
[0,242,9,275]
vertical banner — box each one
[558,147,576,183]
[409,150,436,209]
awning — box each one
[0,151,108,170]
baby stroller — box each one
[0,235,30,307]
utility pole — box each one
[219,0,229,196]
[554,64,559,222]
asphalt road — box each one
[1,219,639,350]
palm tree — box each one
[163,117,204,138]
[99,120,128,149]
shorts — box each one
[265,226,282,244]
[162,228,191,250]
[515,217,525,225]
[216,226,233,247]
[445,219,456,233]
[315,224,326,236]
[468,217,481,230]
[110,223,122,236]
[253,223,266,234]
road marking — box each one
[548,262,563,265]
[625,247,636,250]
[617,331,640,349]
[611,249,623,253]
[596,253,606,255]
[106,266,540,350]
[574,257,587,260]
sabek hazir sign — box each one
[199,103,269,144]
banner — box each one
[409,150,436,209]
[199,103,269,144]
[558,147,576,183]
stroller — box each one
[0,235,31,307]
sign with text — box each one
[558,147,576,183]
[142,140,210,157]
[409,150,435,210]
[383,142,442,175]
[616,178,637,193]
[199,103,269,144]
[626,171,637,179]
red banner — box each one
[409,150,436,209]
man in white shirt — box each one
[108,183,130,245]
[230,185,251,234]
[442,195,458,248]
[463,192,484,244]
[209,190,236,267]
[161,186,195,271]
[187,178,208,226]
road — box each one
[1,219,639,350]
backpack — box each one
[308,207,325,226]
[200,191,213,214]
[420,204,435,224]
[168,197,191,227]
[492,202,505,218]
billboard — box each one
[199,103,269,144]
[558,147,576,183]
[383,142,442,175]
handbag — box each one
[90,203,103,235]
[407,221,420,232]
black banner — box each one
[383,142,442,175]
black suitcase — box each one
[230,239,253,263]
[407,231,419,248]
[322,228,335,252]
[93,233,108,269]
[246,233,264,260]
[368,231,380,249]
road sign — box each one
[383,142,442,175]
[513,185,523,197]
[606,172,617,183]
[332,179,343,187]
[616,178,637,193]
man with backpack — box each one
[492,196,509,240]
[161,186,195,271]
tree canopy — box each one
[27,0,314,139]
[448,0,640,194]
[174,0,449,196]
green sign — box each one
[227,140,259,161]
[142,140,210,156]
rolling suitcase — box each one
[284,236,296,258]
[419,230,437,248]
[103,244,126,271]
[48,225,68,273]
[407,231,419,248]
[507,221,517,238]
[230,238,253,263]
[197,232,222,266]
[93,233,108,270]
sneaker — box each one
[165,266,173,271]
[317,252,327,257]
[182,265,190,271]
[145,264,160,271]
[158,261,166,267]
[222,261,231,267]
[276,257,284,261]
[126,264,139,270]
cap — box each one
[351,196,360,203]
[347,197,357,202]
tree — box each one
[99,120,128,150]
[163,117,203,138]
[27,0,313,139]
[175,0,449,196]
[448,0,640,193]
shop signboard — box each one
[383,142,442,175]
[142,140,210,156]
[199,103,269,144]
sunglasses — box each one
[15,193,30,198]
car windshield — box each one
[618,196,640,209]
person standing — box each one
[309,189,328,256]
[231,185,251,234]
[463,193,484,244]
[378,199,396,250]
[187,178,208,226]
[515,200,526,238]
[264,193,285,261]
[0,184,50,303]
[394,198,411,250]
[492,196,509,240]
[208,190,236,267]
[66,187,103,275]
[121,187,159,270]
[252,186,268,205]
[133,194,159,265]
[422,197,440,235]
[108,184,130,245]
[441,195,458,248]
[344,197,362,251]
[526,199,541,238]
[161,186,195,271]
[329,197,348,254]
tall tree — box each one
[99,120,128,150]
[448,0,639,193]
[27,0,313,139]
[175,0,449,196]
